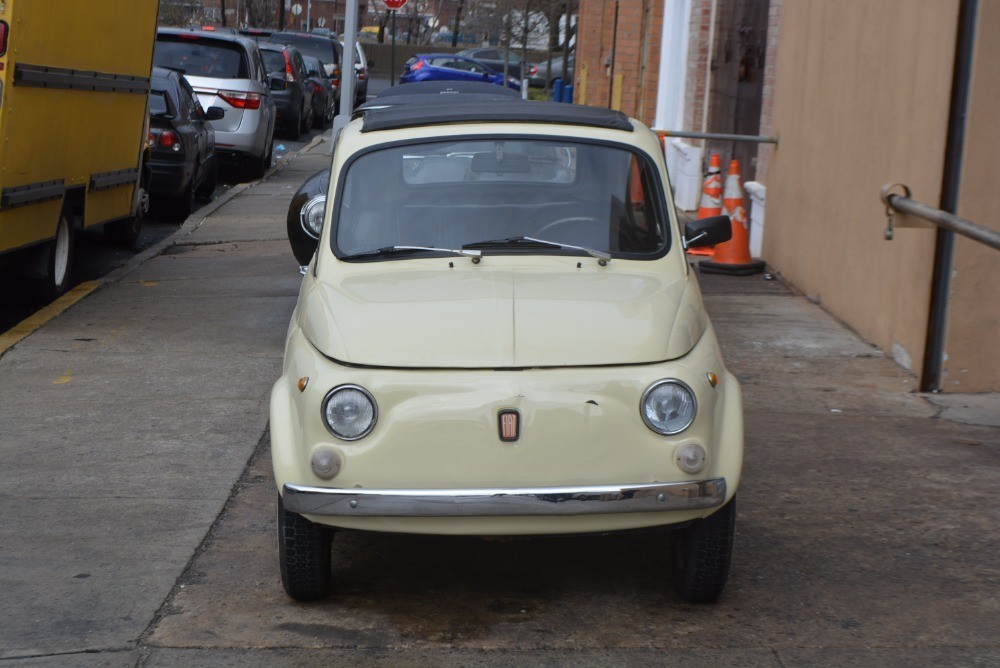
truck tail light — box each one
[218,90,262,110]
[0,21,8,57]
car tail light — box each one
[0,21,8,57]
[284,51,295,82]
[410,60,424,72]
[150,129,181,152]
[528,65,539,76]
[311,81,323,94]
[218,90,262,110]
[331,67,341,87]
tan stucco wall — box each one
[942,1,1000,391]
[765,0,960,380]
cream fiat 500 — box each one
[271,92,741,603]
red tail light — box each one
[528,65,539,76]
[284,51,295,83]
[0,21,9,58]
[411,60,424,72]
[331,67,341,86]
[149,129,180,151]
[311,81,323,94]
[218,90,262,110]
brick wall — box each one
[576,0,663,126]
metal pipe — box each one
[701,0,718,138]
[883,193,1000,251]
[921,0,979,393]
[654,129,778,144]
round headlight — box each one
[322,385,377,441]
[300,194,327,239]
[641,380,697,435]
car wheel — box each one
[170,178,196,222]
[301,103,313,134]
[34,209,76,301]
[195,154,218,201]
[670,495,736,604]
[105,176,147,247]
[287,108,302,140]
[246,141,272,181]
[277,494,333,601]
[313,104,326,130]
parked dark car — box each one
[268,32,343,113]
[258,42,314,138]
[302,55,335,129]
[399,54,521,90]
[147,67,225,220]
[457,47,538,81]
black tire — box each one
[277,494,333,601]
[195,154,218,201]
[301,103,312,134]
[287,108,302,140]
[35,209,76,301]
[246,141,272,181]
[313,104,326,130]
[170,179,196,222]
[671,495,737,604]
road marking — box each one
[0,281,101,357]
[54,370,73,385]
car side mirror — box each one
[204,106,225,121]
[684,215,732,249]
[269,74,286,90]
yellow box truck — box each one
[0,0,159,298]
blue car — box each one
[399,54,520,90]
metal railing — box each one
[880,183,1000,251]
[654,130,778,145]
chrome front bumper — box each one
[282,479,726,517]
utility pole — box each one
[279,0,285,29]
[220,0,227,26]
[451,0,464,47]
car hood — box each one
[298,261,708,368]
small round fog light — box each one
[675,444,707,474]
[311,449,342,480]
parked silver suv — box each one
[155,28,277,181]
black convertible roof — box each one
[360,99,634,133]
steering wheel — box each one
[534,217,607,244]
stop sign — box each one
[384,0,407,9]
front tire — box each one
[670,495,737,603]
[277,494,333,601]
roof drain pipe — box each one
[921,0,978,393]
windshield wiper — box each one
[339,245,483,261]
[462,236,611,262]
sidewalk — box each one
[0,137,331,661]
[1,136,997,665]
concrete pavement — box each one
[1,133,998,666]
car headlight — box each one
[641,380,697,435]
[299,194,327,239]
[322,385,377,441]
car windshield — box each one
[155,38,248,79]
[334,138,667,259]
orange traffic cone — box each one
[687,154,723,256]
[699,160,765,275]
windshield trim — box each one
[329,133,673,263]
